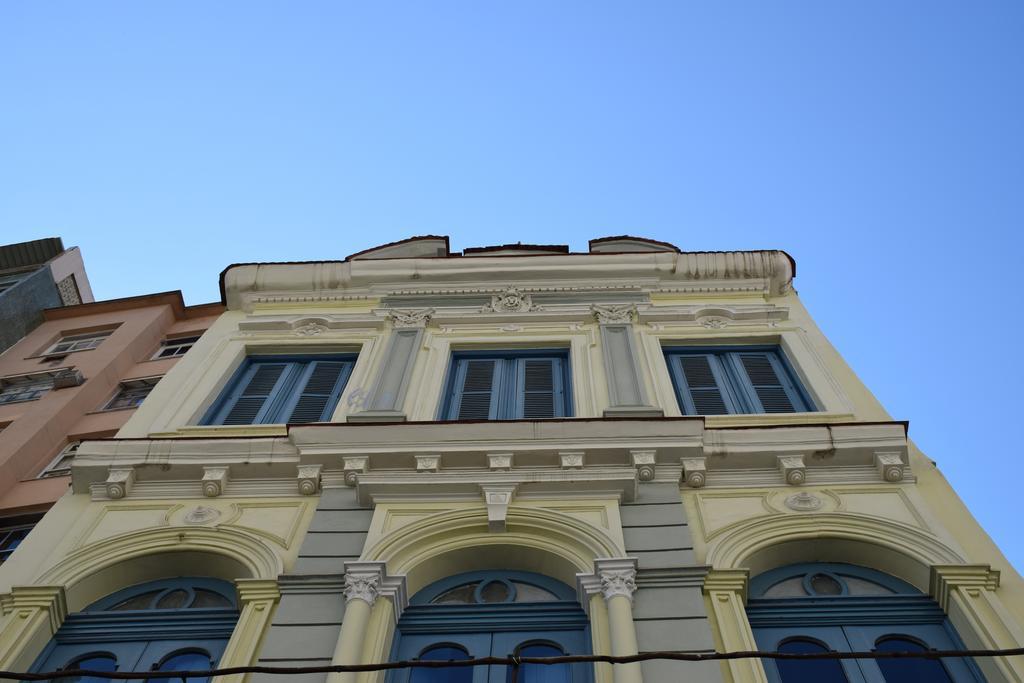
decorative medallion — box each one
[784,492,823,512]
[184,505,221,524]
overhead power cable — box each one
[4,646,1022,681]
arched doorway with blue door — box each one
[747,563,986,683]
[389,570,593,683]
[29,577,239,682]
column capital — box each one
[930,564,1000,610]
[595,557,639,603]
[342,561,408,620]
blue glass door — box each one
[392,633,491,683]
[33,642,147,683]
[490,631,592,683]
[754,627,867,683]
[845,624,983,683]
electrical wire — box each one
[4,646,1023,680]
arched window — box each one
[390,571,592,683]
[30,578,239,682]
[747,563,984,683]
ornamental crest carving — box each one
[389,308,434,329]
[482,287,540,313]
[591,304,636,324]
[293,322,328,337]
[699,316,729,329]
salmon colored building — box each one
[0,291,222,562]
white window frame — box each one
[151,335,201,360]
[102,377,161,411]
[38,442,79,479]
[44,330,113,356]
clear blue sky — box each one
[3,2,1023,568]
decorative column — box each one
[213,579,281,683]
[579,558,642,683]
[577,574,614,683]
[931,564,1024,683]
[591,305,662,418]
[348,309,432,423]
[702,569,767,683]
[0,586,67,671]
[329,562,407,683]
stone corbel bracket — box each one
[630,449,656,482]
[874,451,906,482]
[482,484,517,533]
[778,455,806,486]
[681,457,707,488]
[343,457,369,486]
[297,464,322,496]
[105,467,135,500]
[202,466,229,498]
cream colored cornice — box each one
[72,419,911,501]
[222,251,794,310]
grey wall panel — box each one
[271,592,346,625]
[258,624,345,660]
[635,617,717,652]
[633,586,707,620]
[622,524,693,552]
[619,503,684,527]
[318,487,362,509]
[627,548,698,568]
[293,556,356,574]
[308,509,374,532]
[249,664,332,683]
[298,531,369,558]
[641,659,723,683]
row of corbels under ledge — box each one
[340,449,659,486]
[104,464,324,499]
[680,451,906,488]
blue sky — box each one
[3,2,1023,568]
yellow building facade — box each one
[0,235,1020,682]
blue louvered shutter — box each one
[449,359,500,420]
[213,361,292,425]
[670,353,737,415]
[729,352,807,413]
[516,357,565,419]
[283,360,353,423]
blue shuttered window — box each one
[443,351,571,421]
[203,356,355,425]
[665,347,812,416]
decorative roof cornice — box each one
[220,248,795,310]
